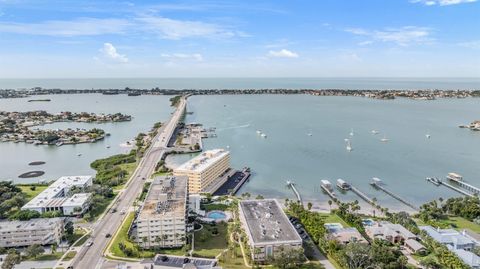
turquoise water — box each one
[167,94,480,211]
[2,92,480,211]
[207,211,227,220]
[1,77,479,90]
[0,94,173,182]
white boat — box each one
[345,139,353,151]
[256,130,262,134]
[425,133,431,139]
[261,133,267,138]
[380,135,389,142]
[307,133,313,136]
[371,130,379,135]
[349,128,354,136]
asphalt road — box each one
[71,97,186,269]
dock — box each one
[447,173,480,195]
[370,181,418,211]
[350,185,375,205]
[425,174,476,198]
[320,180,337,201]
[286,180,303,205]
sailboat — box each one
[380,134,389,142]
[349,128,354,136]
[345,139,353,151]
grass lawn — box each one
[18,185,48,201]
[62,251,77,261]
[26,252,64,261]
[318,213,350,228]
[67,228,87,245]
[73,232,90,247]
[193,222,228,258]
[151,171,172,177]
[202,203,230,212]
[218,246,249,269]
[414,216,480,233]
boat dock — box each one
[440,180,475,197]
[350,185,375,205]
[286,180,303,205]
[447,173,480,195]
[370,180,418,211]
[321,180,337,200]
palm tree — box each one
[328,200,333,211]
[307,202,313,211]
[142,236,148,249]
[154,236,161,250]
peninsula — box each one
[0,110,131,146]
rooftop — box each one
[175,149,229,173]
[22,175,93,209]
[367,221,416,239]
[239,199,302,245]
[139,176,187,219]
[62,193,91,207]
[0,217,63,231]
[420,226,475,246]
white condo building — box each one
[134,176,188,249]
[21,175,93,216]
[173,149,230,194]
[239,199,303,262]
[0,218,64,248]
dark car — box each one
[105,233,111,238]
[160,255,168,262]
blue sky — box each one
[0,0,479,78]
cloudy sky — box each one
[0,0,479,78]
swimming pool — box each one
[207,211,227,220]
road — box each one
[70,97,186,269]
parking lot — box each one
[154,255,217,268]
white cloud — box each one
[100,43,128,63]
[458,40,480,49]
[346,26,431,46]
[267,49,299,58]
[0,16,244,40]
[136,16,236,40]
[161,53,203,61]
[411,0,477,5]
[358,40,373,46]
[340,52,362,62]
[0,18,130,36]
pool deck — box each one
[200,210,232,223]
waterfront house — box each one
[365,221,417,245]
[324,224,367,245]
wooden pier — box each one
[370,181,419,211]
[425,176,475,198]
[286,180,303,205]
[447,173,480,195]
[350,185,375,205]
[321,185,337,200]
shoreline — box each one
[1,88,479,100]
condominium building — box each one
[134,176,188,249]
[0,218,64,247]
[239,199,303,262]
[173,149,230,194]
[21,175,93,216]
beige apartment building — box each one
[0,218,64,248]
[134,176,188,249]
[173,149,230,194]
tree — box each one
[328,200,333,211]
[65,221,74,235]
[266,246,305,269]
[255,195,264,200]
[342,242,371,269]
[307,202,313,211]
[1,249,21,269]
[25,244,45,259]
[419,256,440,269]
[10,209,40,220]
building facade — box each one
[134,176,188,249]
[21,175,93,216]
[239,199,303,262]
[0,218,64,248]
[173,149,230,194]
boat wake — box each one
[217,123,251,131]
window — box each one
[266,246,273,257]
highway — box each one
[70,97,186,269]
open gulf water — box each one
[1,77,480,211]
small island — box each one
[0,110,131,146]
